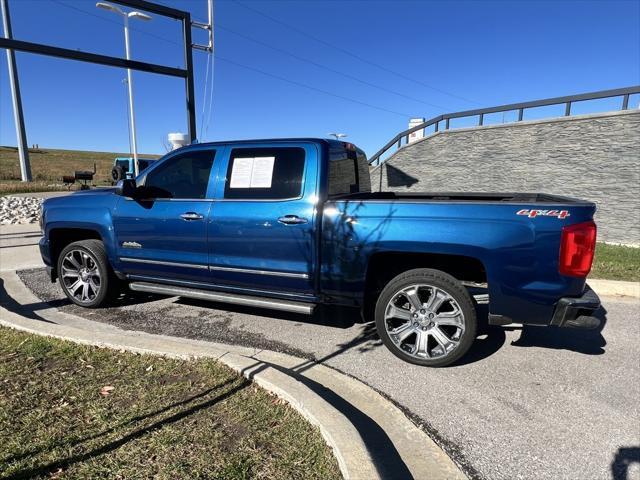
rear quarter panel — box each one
[321,199,596,324]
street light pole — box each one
[96,2,151,177]
[328,133,347,140]
[122,14,140,176]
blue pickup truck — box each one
[38,139,601,366]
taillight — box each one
[559,221,597,277]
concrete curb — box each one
[0,270,467,480]
[588,279,640,300]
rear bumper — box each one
[550,286,601,329]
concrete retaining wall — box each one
[370,110,640,244]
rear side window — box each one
[143,150,215,199]
[328,147,371,197]
[224,147,305,200]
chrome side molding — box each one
[128,281,315,315]
[209,265,309,279]
[120,257,308,279]
[120,257,209,270]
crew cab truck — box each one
[39,139,601,367]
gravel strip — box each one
[0,197,43,225]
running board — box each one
[128,282,315,315]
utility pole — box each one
[1,0,31,181]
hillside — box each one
[0,146,162,185]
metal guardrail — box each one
[369,86,640,167]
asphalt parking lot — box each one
[17,267,640,480]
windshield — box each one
[115,159,130,172]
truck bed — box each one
[335,191,595,205]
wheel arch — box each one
[49,228,104,279]
[362,251,487,318]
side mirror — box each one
[115,179,137,197]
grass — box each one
[590,242,640,282]
[0,327,341,480]
[0,146,161,185]
[0,181,70,196]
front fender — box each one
[44,204,118,265]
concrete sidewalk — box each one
[0,224,44,272]
[0,269,466,480]
[3,191,72,199]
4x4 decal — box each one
[517,209,570,219]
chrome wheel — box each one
[384,284,465,360]
[61,249,101,304]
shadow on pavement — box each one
[0,277,57,324]
[292,322,380,374]
[176,297,362,329]
[612,447,640,480]
[510,306,608,355]
[451,326,507,367]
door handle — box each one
[180,212,204,221]
[278,215,308,225]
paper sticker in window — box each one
[250,156,275,188]
[229,158,253,188]
[229,156,275,188]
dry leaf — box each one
[50,467,64,478]
[99,385,115,396]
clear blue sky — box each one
[1,0,639,156]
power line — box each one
[202,48,215,140]
[216,24,449,111]
[49,0,412,119]
[215,54,412,117]
[50,0,214,139]
[51,0,179,47]
[59,0,444,111]
[232,0,480,106]
[199,51,211,137]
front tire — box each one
[375,268,477,367]
[57,240,116,308]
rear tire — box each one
[375,268,477,367]
[57,240,116,308]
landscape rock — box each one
[0,197,43,225]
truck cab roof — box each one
[175,138,366,158]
